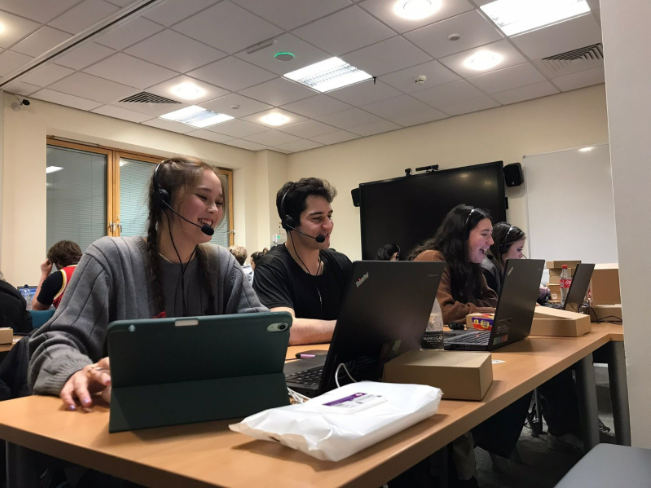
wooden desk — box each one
[0,330,612,488]
[0,336,21,354]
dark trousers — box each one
[538,367,581,437]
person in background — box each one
[32,240,83,311]
[253,178,352,346]
[249,248,268,272]
[229,245,253,284]
[0,271,32,333]
[377,243,400,261]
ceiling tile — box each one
[412,79,483,107]
[244,130,301,147]
[53,42,114,70]
[225,139,270,151]
[510,14,602,61]
[0,11,40,49]
[143,0,217,27]
[348,119,401,136]
[362,94,434,119]
[279,120,338,138]
[49,0,121,35]
[126,29,227,74]
[142,118,196,133]
[467,63,546,94]
[404,10,503,59]
[359,0,474,34]
[552,66,604,92]
[31,89,103,110]
[439,39,527,78]
[380,60,460,93]
[84,53,178,89]
[492,81,560,105]
[316,107,380,129]
[243,108,308,128]
[293,6,394,56]
[11,27,71,57]
[188,56,276,92]
[147,75,230,105]
[388,107,448,126]
[275,139,324,153]
[0,0,82,23]
[281,95,352,118]
[173,1,283,54]
[534,57,603,80]
[328,80,402,106]
[48,72,137,103]
[239,78,317,106]
[310,130,360,145]
[20,64,75,87]
[438,94,499,116]
[235,33,330,75]
[95,17,164,51]
[209,119,268,138]
[105,0,138,6]
[341,36,432,77]
[186,129,234,143]
[231,0,351,30]
[2,79,40,95]
[201,93,272,118]
[91,104,153,122]
[0,50,33,78]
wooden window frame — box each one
[46,138,234,246]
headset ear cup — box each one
[153,189,171,207]
[284,215,295,230]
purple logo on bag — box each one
[323,393,366,406]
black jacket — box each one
[0,280,32,333]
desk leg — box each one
[575,353,599,452]
[6,442,40,488]
[608,342,632,446]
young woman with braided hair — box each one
[28,157,267,411]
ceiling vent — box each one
[118,92,181,104]
[541,43,603,75]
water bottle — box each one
[560,265,572,307]
[422,298,444,350]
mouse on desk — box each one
[449,322,466,331]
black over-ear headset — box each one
[499,225,515,255]
[280,188,325,243]
[464,207,477,240]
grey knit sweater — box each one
[28,236,268,396]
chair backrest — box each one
[31,309,55,329]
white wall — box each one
[601,0,651,447]
[287,85,609,260]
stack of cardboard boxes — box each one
[546,260,581,303]
[590,263,622,321]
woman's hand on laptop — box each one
[60,357,111,411]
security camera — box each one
[11,97,30,111]
[414,75,427,84]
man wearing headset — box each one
[253,178,352,345]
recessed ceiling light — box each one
[283,57,372,93]
[274,52,295,61]
[481,0,591,36]
[394,0,442,20]
[579,146,594,152]
[463,51,503,71]
[261,113,290,126]
[0,23,5,34]
[160,106,233,128]
[46,166,63,174]
[170,82,205,100]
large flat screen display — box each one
[359,162,507,260]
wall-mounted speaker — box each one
[351,188,360,207]
[504,163,523,187]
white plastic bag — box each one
[229,381,443,461]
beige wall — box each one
[287,84,609,261]
[0,93,268,285]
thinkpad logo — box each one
[356,272,369,288]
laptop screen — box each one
[17,286,37,310]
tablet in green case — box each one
[107,312,291,433]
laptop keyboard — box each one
[448,330,491,344]
[285,366,323,387]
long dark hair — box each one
[488,222,526,273]
[145,157,226,316]
[377,243,400,260]
[409,204,491,303]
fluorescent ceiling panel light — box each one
[171,82,206,100]
[283,57,372,93]
[160,106,233,128]
[481,0,590,36]
[463,51,503,71]
[261,113,289,126]
[393,0,442,20]
[0,23,4,34]
[46,166,63,174]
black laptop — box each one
[284,261,445,397]
[444,259,545,351]
[562,263,595,312]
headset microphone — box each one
[292,227,326,243]
[162,200,215,236]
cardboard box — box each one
[591,264,621,305]
[530,308,591,337]
[466,313,494,331]
[546,260,581,269]
[591,304,622,322]
[383,350,493,401]
[548,283,561,302]
[0,328,12,345]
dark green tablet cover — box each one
[107,312,291,433]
